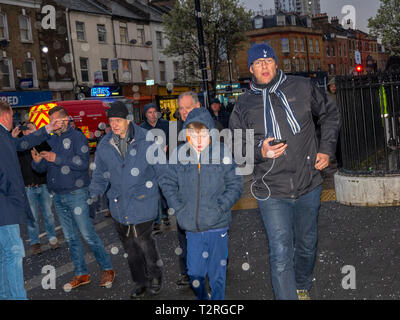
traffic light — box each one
[356,64,363,74]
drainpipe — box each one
[65,8,79,95]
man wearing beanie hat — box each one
[230,43,341,300]
[89,101,163,299]
[140,102,170,233]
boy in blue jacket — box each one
[159,107,242,300]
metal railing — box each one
[336,73,400,175]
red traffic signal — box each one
[356,64,362,73]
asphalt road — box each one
[21,198,400,300]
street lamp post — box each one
[194,0,210,109]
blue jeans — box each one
[257,185,321,300]
[0,224,27,300]
[25,184,57,245]
[186,228,229,300]
[52,187,113,276]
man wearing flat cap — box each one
[89,101,163,299]
[230,43,341,300]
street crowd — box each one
[0,44,340,300]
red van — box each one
[29,100,110,147]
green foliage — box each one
[162,0,251,90]
[368,0,400,56]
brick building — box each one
[0,0,44,90]
[313,13,381,76]
[236,12,326,81]
[0,0,56,123]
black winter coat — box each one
[229,74,341,199]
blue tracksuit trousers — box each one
[186,227,229,300]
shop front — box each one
[0,90,53,126]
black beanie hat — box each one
[107,101,129,119]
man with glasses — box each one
[230,44,340,300]
[32,106,115,291]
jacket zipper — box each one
[195,162,201,232]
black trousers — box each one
[114,219,162,287]
[177,223,188,275]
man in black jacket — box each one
[16,123,59,255]
[230,44,340,300]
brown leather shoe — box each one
[64,274,91,290]
[30,243,42,255]
[100,270,115,287]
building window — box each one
[277,15,285,26]
[80,57,89,82]
[317,59,321,70]
[339,44,342,56]
[173,61,180,80]
[137,28,145,46]
[101,58,109,82]
[282,38,289,53]
[24,59,37,87]
[140,61,149,81]
[0,13,9,40]
[156,31,163,49]
[19,15,32,42]
[120,26,128,44]
[283,59,291,72]
[0,59,14,88]
[344,44,346,56]
[311,59,315,71]
[301,58,306,71]
[159,61,166,82]
[326,46,330,57]
[295,59,300,72]
[97,24,107,43]
[122,59,131,82]
[76,21,86,41]
[332,46,335,57]
[309,39,313,53]
[300,39,305,52]
[293,38,298,52]
[315,40,320,53]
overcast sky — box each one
[241,0,382,33]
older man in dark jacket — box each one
[0,101,60,300]
[89,101,162,299]
[230,44,340,300]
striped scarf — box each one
[250,70,301,141]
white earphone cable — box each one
[250,157,276,201]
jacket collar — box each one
[0,122,9,133]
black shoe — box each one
[130,286,147,299]
[149,276,162,295]
[176,274,190,286]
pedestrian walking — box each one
[15,122,60,255]
[229,44,340,300]
[89,101,162,299]
[0,101,61,300]
[159,107,242,300]
[140,102,171,232]
[209,98,231,129]
[31,105,115,291]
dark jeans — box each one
[177,223,188,275]
[257,185,321,300]
[114,219,162,288]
